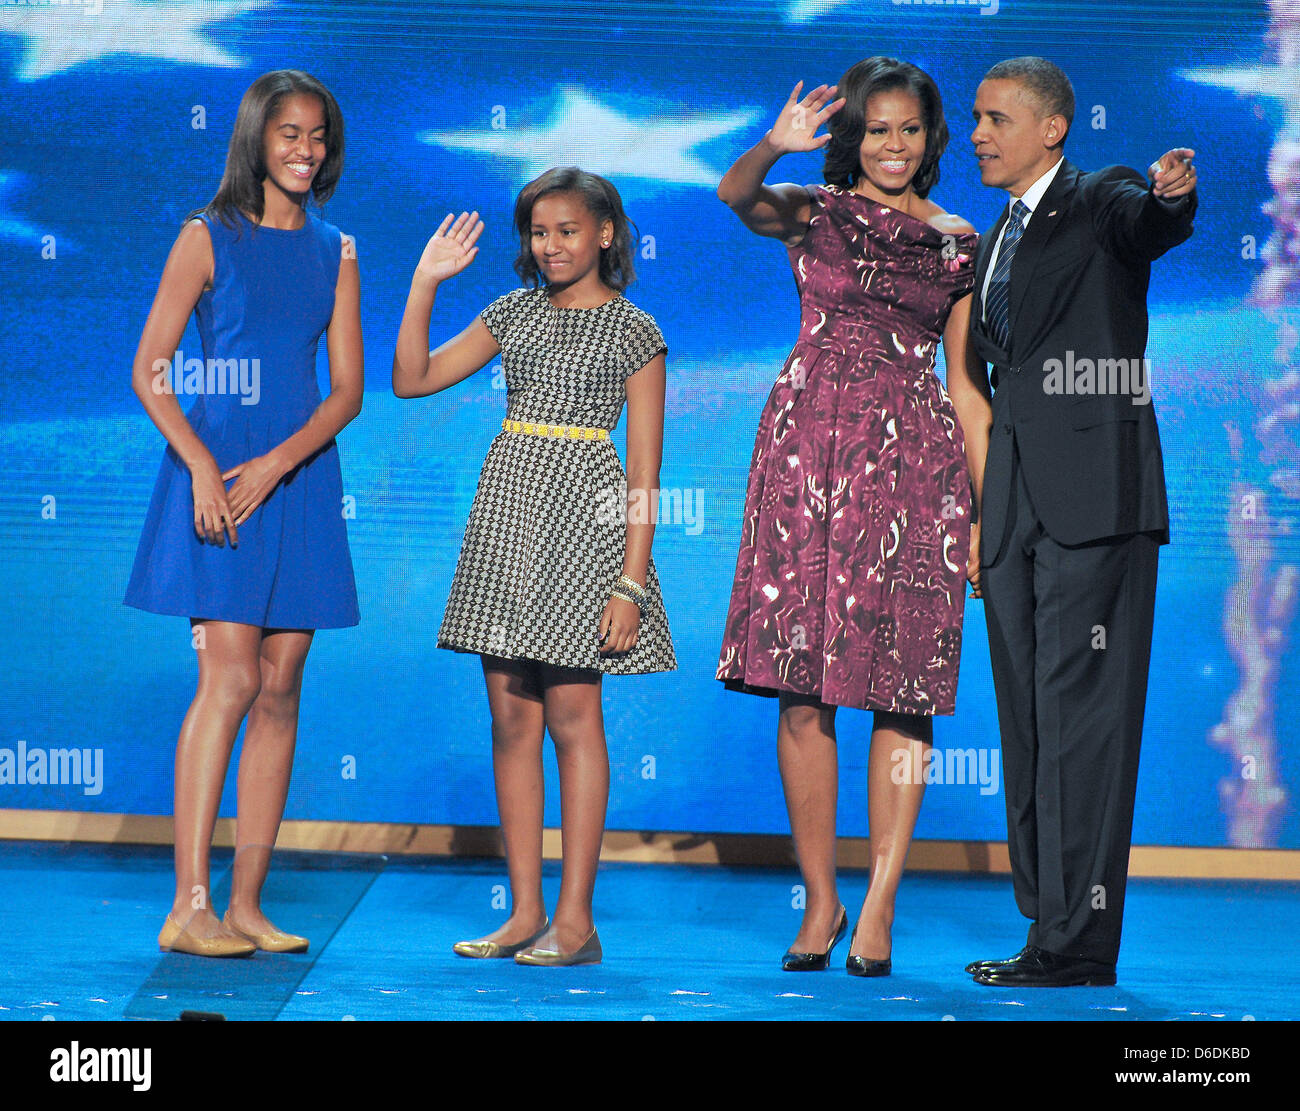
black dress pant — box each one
[981,436,1160,966]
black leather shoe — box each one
[845,927,891,978]
[964,945,1033,976]
[781,906,847,971]
[973,947,1116,987]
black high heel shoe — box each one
[845,926,892,977]
[781,906,848,971]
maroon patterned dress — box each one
[716,183,978,715]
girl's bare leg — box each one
[465,655,548,945]
[851,710,932,961]
[226,628,313,936]
[533,663,607,953]
[170,619,262,939]
[777,693,843,953]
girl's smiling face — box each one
[263,93,327,200]
[529,191,613,288]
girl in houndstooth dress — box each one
[393,167,674,966]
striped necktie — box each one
[984,198,1030,353]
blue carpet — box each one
[1,840,1296,1021]
[124,849,386,1021]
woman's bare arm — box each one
[717,81,844,246]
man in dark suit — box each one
[964,57,1197,986]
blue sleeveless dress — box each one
[124,209,360,629]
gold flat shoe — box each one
[453,917,550,959]
[221,911,310,954]
[158,915,256,958]
[514,927,602,967]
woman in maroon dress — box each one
[716,58,993,975]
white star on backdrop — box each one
[785,0,855,22]
[418,87,759,188]
[1180,64,1300,126]
[0,0,269,82]
[0,172,42,242]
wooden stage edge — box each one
[2,809,1299,880]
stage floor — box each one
[1,839,1295,1021]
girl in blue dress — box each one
[125,70,362,957]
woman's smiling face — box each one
[854,88,927,199]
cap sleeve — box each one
[480,288,525,344]
[623,309,667,379]
[943,233,979,298]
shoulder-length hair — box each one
[823,57,949,199]
[192,70,344,228]
[512,167,637,291]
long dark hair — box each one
[192,70,344,229]
[823,57,948,199]
[512,167,637,291]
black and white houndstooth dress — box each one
[437,287,677,674]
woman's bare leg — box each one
[777,693,843,953]
[534,663,607,953]
[851,710,932,961]
[466,655,548,945]
[226,628,313,935]
[170,619,262,939]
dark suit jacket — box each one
[970,159,1196,561]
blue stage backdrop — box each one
[0,0,1295,849]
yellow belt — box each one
[501,418,609,441]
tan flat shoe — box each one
[158,915,256,958]
[514,927,602,967]
[221,911,310,954]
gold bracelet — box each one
[610,588,643,611]
[616,574,647,606]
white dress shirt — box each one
[980,157,1065,322]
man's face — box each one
[971,78,1063,196]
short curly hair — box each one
[983,56,1075,143]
